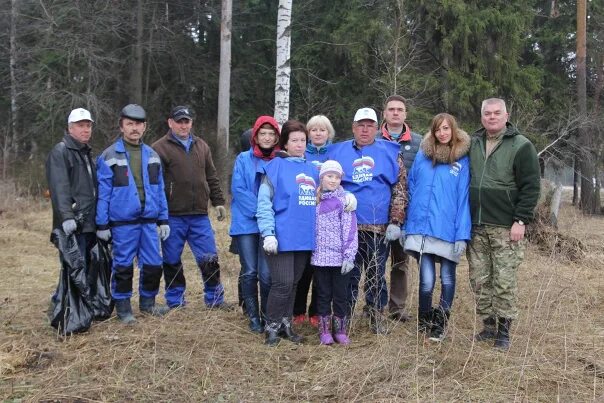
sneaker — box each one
[293,314,307,325]
[309,315,320,328]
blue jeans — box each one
[235,234,270,314]
[417,253,457,313]
[348,231,389,315]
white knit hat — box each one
[319,160,343,178]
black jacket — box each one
[45,134,97,233]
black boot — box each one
[115,299,136,324]
[418,309,433,333]
[494,318,512,351]
[244,297,263,333]
[264,321,281,346]
[475,316,497,342]
[139,296,169,316]
[278,317,304,344]
[429,308,450,342]
[369,309,389,335]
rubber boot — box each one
[244,297,263,333]
[418,309,433,333]
[318,316,334,345]
[278,317,304,344]
[369,309,389,335]
[115,299,136,324]
[494,318,512,351]
[264,321,281,346]
[429,308,450,342]
[333,316,351,345]
[139,296,170,316]
[475,316,497,342]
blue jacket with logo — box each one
[96,138,169,229]
[256,155,318,252]
[327,139,400,225]
[404,133,471,243]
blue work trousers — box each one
[111,223,163,300]
[161,214,224,307]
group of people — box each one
[46,95,540,351]
[47,104,232,326]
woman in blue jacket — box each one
[403,113,471,342]
[256,120,319,346]
[230,116,281,333]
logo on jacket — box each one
[450,162,462,177]
[296,173,316,206]
[352,156,375,183]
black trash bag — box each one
[49,229,93,335]
[88,240,114,321]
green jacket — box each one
[469,122,540,227]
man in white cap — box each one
[45,108,98,304]
[327,107,408,334]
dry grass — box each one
[1,189,603,401]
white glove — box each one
[263,235,278,255]
[343,192,357,212]
[62,219,77,236]
[341,261,355,275]
[385,224,402,242]
[215,205,227,221]
[454,240,466,255]
[159,224,171,241]
[96,229,111,241]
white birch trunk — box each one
[217,0,232,152]
[274,0,292,125]
[7,0,18,176]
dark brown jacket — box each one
[152,132,225,215]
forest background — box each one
[1,1,604,401]
[0,0,603,205]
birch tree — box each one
[274,0,292,125]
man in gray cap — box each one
[152,105,231,310]
[46,107,98,304]
[96,104,170,324]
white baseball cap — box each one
[353,107,377,123]
[68,108,94,124]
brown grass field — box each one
[1,184,603,402]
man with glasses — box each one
[328,107,408,334]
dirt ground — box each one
[1,195,603,402]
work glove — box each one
[385,223,402,242]
[263,235,278,255]
[159,224,171,241]
[96,229,111,242]
[341,261,355,275]
[215,205,227,221]
[454,240,467,255]
[62,219,77,236]
[343,192,357,212]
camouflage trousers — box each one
[466,225,526,320]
